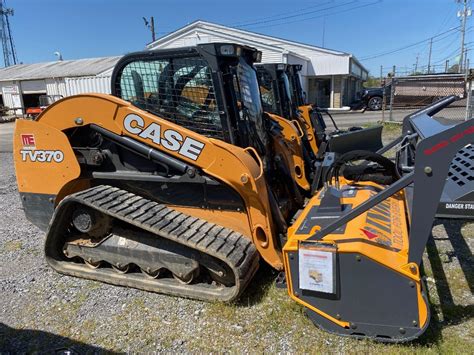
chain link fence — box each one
[381,70,473,122]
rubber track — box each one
[44,185,259,302]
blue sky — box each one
[8,0,473,76]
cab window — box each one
[118,57,224,139]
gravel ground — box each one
[1,126,473,353]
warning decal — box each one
[298,243,336,294]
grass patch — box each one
[4,240,23,251]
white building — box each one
[147,21,368,108]
[0,20,368,114]
[0,56,120,114]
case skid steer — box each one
[14,43,473,342]
[286,64,473,220]
[255,63,385,195]
[256,63,384,157]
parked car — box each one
[361,87,385,111]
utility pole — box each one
[389,65,396,122]
[445,59,450,72]
[464,48,469,73]
[414,53,419,74]
[143,16,156,42]
[380,65,383,84]
[457,0,471,73]
[427,38,433,74]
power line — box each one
[149,2,381,43]
[359,26,460,60]
[234,1,356,28]
[230,1,333,27]
[243,1,381,30]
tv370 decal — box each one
[19,134,64,163]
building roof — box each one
[147,20,348,57]
[146,20,368,77]
[0,56,121,81]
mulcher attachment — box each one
[437,143,473,218]
[378,96,473,219]
[283,97,474,342]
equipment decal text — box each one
[123,114,205,161]
[20,149,64,163]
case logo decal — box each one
[123,114,205,161]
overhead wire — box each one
[229,1,333,27]
[233,1,357,28]
[359,26,460,61]
[243,1,381,30]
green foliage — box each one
[363,76,382,88]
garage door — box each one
[21,80,47,93]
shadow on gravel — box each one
[438,219,474,294]
[417,219,474,346]
[0,323,118,354]
[234,261,278,307]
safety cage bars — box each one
[113,55,224,140]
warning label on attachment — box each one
[298,246,335,294]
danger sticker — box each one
[21,134,36,149]
[298,247,335,294]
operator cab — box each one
[111,43,302,224]
[111,43,270,156]
[256,63,299,121]
[287,64,305,107]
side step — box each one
[44,185,259,302]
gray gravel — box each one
[1,150,472,353]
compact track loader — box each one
[256,62,385,194]
[286,64,473,219]
[256,62,383,157]
[276,63,383,155]
[14,43,473,342]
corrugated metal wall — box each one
[0,75,111,115]
[65,75,111,95]
[45,78,67,96]
[155,30,284,63]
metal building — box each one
[0,56,120,114]
[0,21,368,113]
[147,21,368,108]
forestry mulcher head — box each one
[283,96,474,342]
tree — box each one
[363,76,382,88]
[447,64,459,73]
